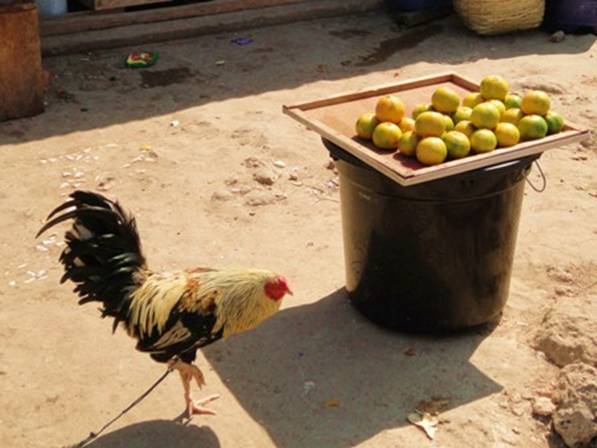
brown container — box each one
[0,3,44,121]
[453,0,545,35]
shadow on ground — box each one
[82,420,220,448]
[1,13,594,143]
[202,289,502,447]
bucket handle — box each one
[525,160,547,193]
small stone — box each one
[245,191,284,207]
[580,138,595,149]
[243,157,263,168]
[534,297,597,367]
[96,174,115,192]
[288,173,299,181]
[551,270,574,284]
[550,31,566,43]
[230,186,252,195]
[325,160,335,170]
[508,391,523,404]
[211,190,234,201]
[510,403,526,416]
[532,397,556,417]
[273,160,286,168]
[170,120,180,128]
[552,363,597,447]
[253,167,277,186]
[536,389,554,399]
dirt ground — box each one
[1,10,596,448]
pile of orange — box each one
[355,75,565,166]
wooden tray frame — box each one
[283,72,590,186]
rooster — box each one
[37,190,292,417]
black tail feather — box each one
[36,207,121,238]
[38,190,148,329]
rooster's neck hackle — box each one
[208,269,282,338]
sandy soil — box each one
[0,11,596,448]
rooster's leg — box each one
[169,359,220,417]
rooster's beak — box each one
[286,287,294,296]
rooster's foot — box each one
[187,394,220,416]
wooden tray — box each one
[283,72,590,186]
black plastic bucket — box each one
[324,138,539,332]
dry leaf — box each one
[407,411,438,440]
[324,399,340,408]
[416,397,450,415]
[404,347,416,356]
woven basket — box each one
[453,0,545,35]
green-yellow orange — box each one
[454,120,476,138]
[518,115,548,140]
[471,102,500,129]
[411,103,432,119]
[398,131,419,157]
[372,122,402,149]
[500,108,524,126]
[416,137,447,166]
[545,111,565,135]
[443,115,455,131]
[355,112,380,140]
[375,95,406,123]
[443,131,471,159]
[431,87,460,113]
[453,107,472,124]
[495,123,520,147]
[463,92,484,108]
[470,129,497,153]
[398,117,416,133]
[488,100,506,117]
[415,111,447,137]
[521,90,551,116]
[504,94,522,109]
[480,75,509,101]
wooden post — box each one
[0,2,44,121]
